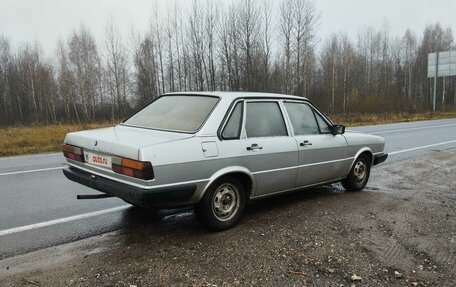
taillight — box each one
[62,144,84,163]
[112,158,154,180]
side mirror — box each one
[330,124,345,135]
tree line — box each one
[0,0,455,127]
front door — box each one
[283,101,349,187]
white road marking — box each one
[389,140,456,155]
[0,205,130,237]
[369,123,456,135]
[0,152,61,160]
[0,166,65,176]
[0,123,455,238]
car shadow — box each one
[246,183,345,215]
[116,183,347,242]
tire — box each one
[194,176,247,231]
[341,154,371,191]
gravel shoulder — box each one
[1,150,455,286]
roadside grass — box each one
[0,111,455,157]
[0,122,112,157]
[330,111,456,127]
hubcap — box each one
[212,183,239,221]
[353,160,367,182]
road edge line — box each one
[0,205,130,237]
[389,140,456,155]
[0,166,66,176]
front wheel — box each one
[194,176,246,231]
[342,154,371,191]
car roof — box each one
[163,91,308,101]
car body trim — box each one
[67,162,208,190]
[252,157,354,175]
[251,178,345,200]
[63,167,197,208]
[218,99,244,140]
[347,147,374,173]
[374,153,388,165]
[197,166,256,201]
[70,155,358,193]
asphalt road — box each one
[0,118,455,259]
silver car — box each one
[62,92,387,230]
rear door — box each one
[240,100,298,196]
[283,101,349,187]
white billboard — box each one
[428,51,456,78]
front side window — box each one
[123,95,219,133]
[314,112,331,133]
[221,101,243,139]
[245,102,287,138]
[284,102,319,135]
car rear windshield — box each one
[123,95,219,133]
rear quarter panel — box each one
[140,136,247,202]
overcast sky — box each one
[1,0,455,55]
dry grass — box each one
[0,111,455,157]
[0,123,111,157]
[330,111,456,127]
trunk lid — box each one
[64,124,193,160]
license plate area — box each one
[86,152,112,168]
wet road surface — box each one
[0,118,455,259]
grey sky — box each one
[0,0,455,55]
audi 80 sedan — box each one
[62,92,387,230]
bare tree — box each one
[2,1,456,127]
[205,0,218,90]
[279,0,293,93]
[403,29,417,101]
[218,3,241,91]
[134,36,159,106]
[68,25,101,121]
[259,0,273,90]
[0,36,12,122]
[188,0,206,90]
[56,39,80,122]
[105,20,129,119]
[238,0,260,90]
[292,0,319,97]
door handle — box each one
[246,143,263,151]
[300,140,312,147]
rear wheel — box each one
[342,154,371,191]
[194,176,246,231]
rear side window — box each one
[222,101,243,139]
[123,95,218,133]
[245,102,287,138]
[284,102,319,135]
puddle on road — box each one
[364,182,403,194]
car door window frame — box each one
[243,99,291,138]
[313,110,332,134]
[219,100,244,140]
[306,102,334,126]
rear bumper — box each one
[373,153,388,165]
[63,167,196,208]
